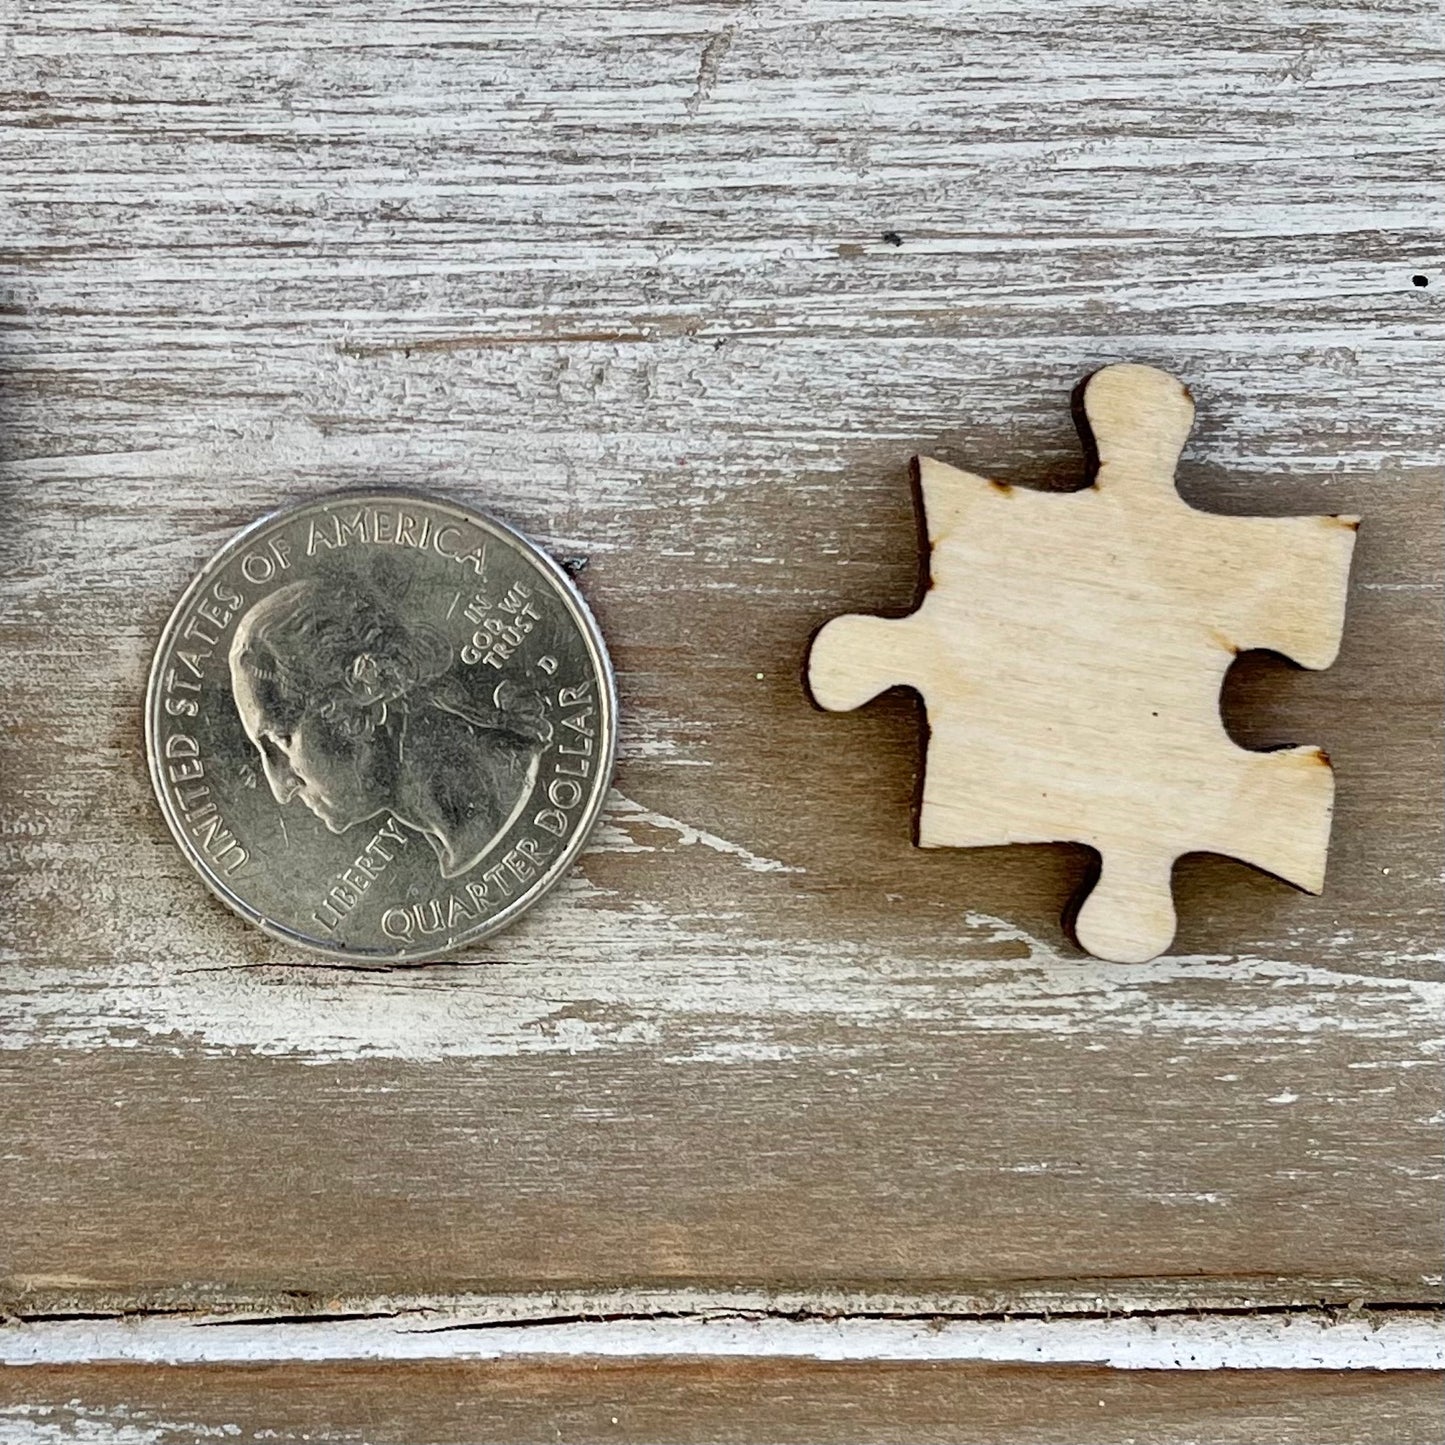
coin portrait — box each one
[146,492,617,961]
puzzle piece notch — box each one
[1073,848,1178,967]
[1083,360,1197,505]
[808,364,1359,963]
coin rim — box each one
[144,488,619,963]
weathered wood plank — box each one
[1,0,1441,1316]
[7,1302,1442,1367]
[2,1361,1442,1445]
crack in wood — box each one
[6,1304,1441,1372]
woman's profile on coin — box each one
[146,492,616,961]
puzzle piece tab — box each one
[808,364,1358,963]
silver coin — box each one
[145,491,617,962]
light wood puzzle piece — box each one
[808,364,1359,963]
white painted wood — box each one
[4,902,1442,1064]
[3,1306,1441,1371]
[0,0,1440,1373]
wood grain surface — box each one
[3,1361,1443,1445]
[1,0,1441,1410]
[808,361,1359,964]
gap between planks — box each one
[3,1293,1442,1371]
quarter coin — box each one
[145,491,617,961]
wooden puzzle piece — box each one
[807,364,1359,963]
